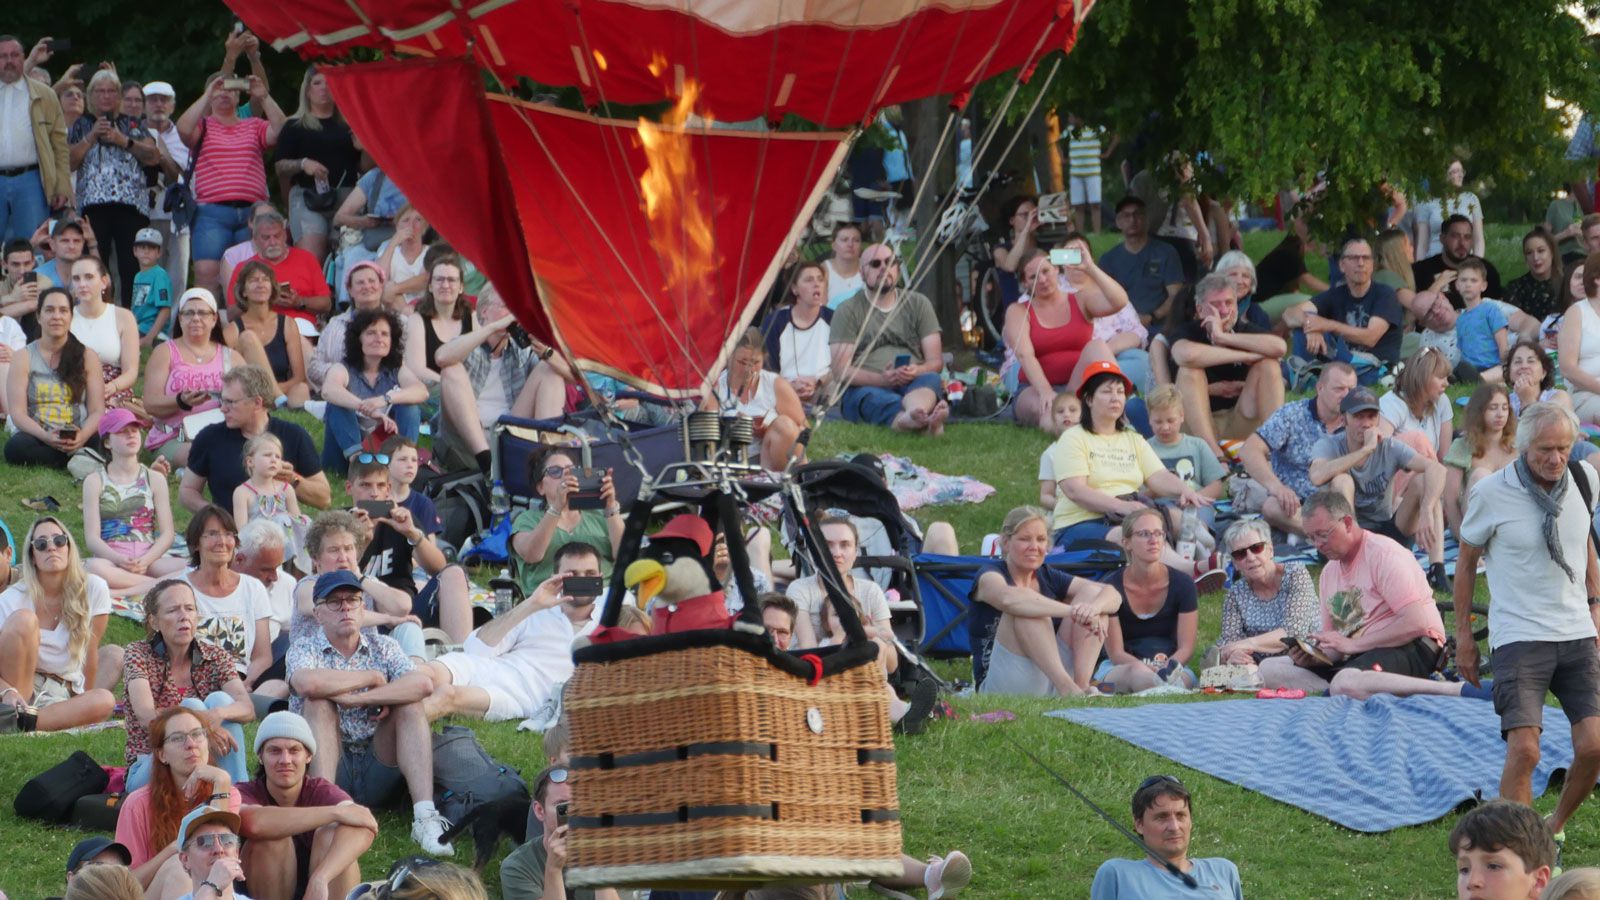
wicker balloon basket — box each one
[563,488,903,890]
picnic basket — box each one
[563,487,902,890]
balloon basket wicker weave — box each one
[564,631,902,889]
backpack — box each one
[432,725,530,826]
[425,470,492,561]
[15,751,109,823]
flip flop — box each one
[21,496,59,512]
[1256,688,1307,700]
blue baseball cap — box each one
[313,570,363,601]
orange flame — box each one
[636,56,719,309]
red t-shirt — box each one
[238,775,352,861]
[227,248,331,323]
[193,116,271,204]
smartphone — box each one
[57,427,78,442]
[568,471,604,510]
[20,272,35,284]
[1049,247,1083,267]
[892,353,912,368]
[275,281,292,296]
[222,77,249,92]
[44,38,71,53]
[233,19,246,34]
[563,575,604,599]
[555,802,569,826]
[355,499,393,519]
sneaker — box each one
[1194,567,1227,595]
[0,702,38,734]
[924,850,972,899]
[895,677,940,736]
[305,400,328,420]
[1548,817,1565,874]
[1427,563,1450,594]
[412,811,455,856]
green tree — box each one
[6,3,301,108]
[1016,0,1600,234]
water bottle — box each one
[1176,507,1199,566]
[491,567,518,618]
[490,479,510,520]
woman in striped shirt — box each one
[176,31,286,299]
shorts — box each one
[1492,639,1600,735]
[1069,173,1102,206]
[437,650,546,721]
[1302,636,1442,682]
[1370,513,1412,546]
[32,672,73,708]
[1228,473,1273,516]
[192,202,255,261]
[979,633,1075,696]
[336,741,405,809]
[287,185,352,239]
[1575,390,1600,424]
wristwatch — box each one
[1588,597,1600,607]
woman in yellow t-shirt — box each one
[1050,360,1210,561]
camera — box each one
[507,323,531,348]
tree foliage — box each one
[1007,0,1600,234]
[7,2,302,108]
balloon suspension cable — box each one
[904,56,1062,294]
[810,110,958,416]
[1007,738,1199,890]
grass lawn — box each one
[0,225,1554,896]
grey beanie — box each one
[253,710,317,757]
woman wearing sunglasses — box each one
[352,857,487,898]
[510,445,620,600]
[1205,519,1318,669]
[0,517,116,733]
[116,706,243,895]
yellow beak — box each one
[624,559,666,607]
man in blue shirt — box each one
[1098,196,1184,325]
[1235,360,1355,536]
[1283,237,1405,377]
[1091,775,1243,899]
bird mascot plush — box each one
[621,514,736,635]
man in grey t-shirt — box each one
[1309,387,1448,590]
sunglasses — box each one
[186,832,240,851]
[1138,774,1185,792]
[30,534,69,552]
[354,452,389,465]
[1229,541,1268,561]
[864,258,898,269]
[346,856,442,898]
[544,464,576,479]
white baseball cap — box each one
[143,81,175,99]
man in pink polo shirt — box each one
[1258,489,1450,697]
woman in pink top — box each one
[116,705,244,893]
[176,31,286,297]
[141,288,236,465]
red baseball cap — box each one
[651,514,714,557]
[1074,359,1135,400]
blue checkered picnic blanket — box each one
[1049,695,1586,832]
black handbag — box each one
[15,750,108,823]
[162,121,205,230]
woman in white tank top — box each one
[1558,261,1600,424]
[67,257,141,409]
[711,328,808,471]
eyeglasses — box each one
[1305,526,1338,544]
[186,832,241,851]
[544,464,576,479]
[1129,529,1165,541]
[317,594,364,610]
[1341,254,1373,262]
[354,452,390,466]
[430,275,461,285]
[1229,541,1268,561]
[1137,774,1185,792]
[179,309,215,319]
[164,727,207,746]
[31,534,69,552]
[201,530,235,543]
[218,395,253,408]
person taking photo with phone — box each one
[420,541,614,723]
[1005,244,1124,432]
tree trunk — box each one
[901,95,961,345]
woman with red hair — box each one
[115,706,242,897]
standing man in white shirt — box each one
[0,35,69,242]
[142,81,189,296]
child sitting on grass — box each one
[1145,384,1223,570]
[82,408,187,596]
[1455,256,1509,383]
[1037,391,1082,508]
